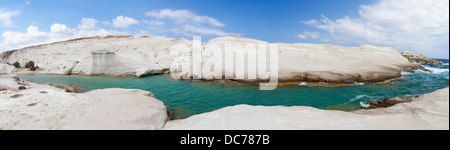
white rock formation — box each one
[163,88,449,130]
[195,36,419,83]
[0,74,168,129]
[0,63,15,75]
[0,36,190,77]
[1,36,419,82]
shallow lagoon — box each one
[20,61,449,119]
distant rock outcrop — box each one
[401,51,415,59]
[401,51,443,65]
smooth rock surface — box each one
[1,36,420,83]
[163,88,449,130]
[0,73,168,130]
[0,63,15,75]
[0,36,191,77]
[174,36,420,83]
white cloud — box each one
[26,1,31,5]
[51,23,75,34]
[302,0,449,57]
[0,10,20,27]
[0,9,240,52]
[101,21,111,26]
[146,9,225,27]
[143,20,164,26]
[301,19,318,25]
[0,18,128,52]
[181,24,241,37]
[297,31,320,39]
[145,8,239,37]
[77,18,98,30]
[112,16,140,28]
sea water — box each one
[19,59,449,119]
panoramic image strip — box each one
[0,0,448,136]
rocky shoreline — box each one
[0,36,426,84]
[163,88,449,130]
[1,36,448,130]
[0,66,168,130]
[1,63,448,130]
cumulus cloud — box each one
[145,8,238,37]
[0,18,127,51]
[112,16,140,28]
[101,21,111,26]
[78,18,98,30]
[0,9,240,52]
[301,0,449,56]
[0,10,20,27]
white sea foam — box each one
[359,102,370,108]
[298,83,307,86]
[401,71,412,75]
[422,66,449,74]
[348,95,368,103]
[355,83,364,85]
[442,63,449,65]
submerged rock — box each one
[51,84,84,93]
[368,96,418,109]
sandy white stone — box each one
[0,74,167,130]
[163,88,449,130]
[1,36,419,82]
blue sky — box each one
[0,0,448,58]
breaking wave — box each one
[348,95,368,103]
[422,66,449,74]
[401,71,412,75]
[359,102,370,108]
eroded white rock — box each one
[0,63,16,75]
[1,36,420,83]
[163,88,449,130]
[0,74,168,130]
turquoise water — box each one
[19,60,449,119]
